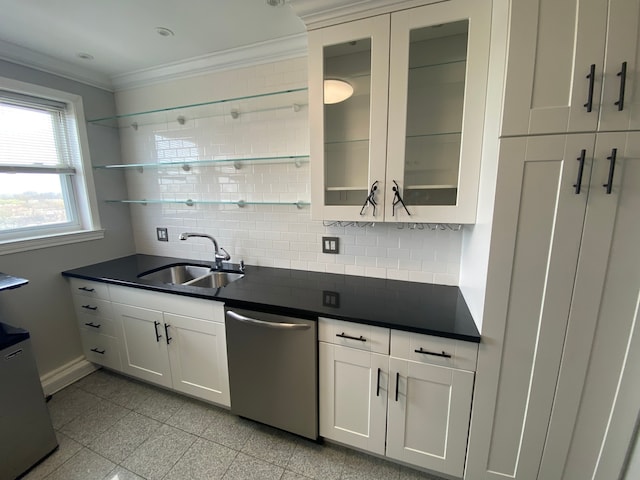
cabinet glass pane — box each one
[323,38,372,206]
[403,21,468,206]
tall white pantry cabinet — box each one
[466,0,640,479]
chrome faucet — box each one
[178,232,230,269]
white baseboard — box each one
[40,356,97,396]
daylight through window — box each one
[0,89,93,242]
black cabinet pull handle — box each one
[603,148,617,194]
[414,347,452,358]
[84,322,101,329]
[584,64,596,112]
[395,372,400,402]
[336,332,366,342]
[573,149,587,194]
[90,348,105,355]
[82,305,98,311]
[78,286,95,292]
[376,368,381,397]
[164,324,172,345]
[153,321,162,342]
[615,61,627,111]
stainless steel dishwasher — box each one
[225,307,318,440]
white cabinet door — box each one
[113,302,171,388]
[598,0,640,131]
[501,0,608,135]
[538,132,640,479]
[465,134,596,480]
[502,0,640,136]
[319,342,388,455]
[308,15,391,222]
[385,0,490,223]
[165,312,230,406]
[386,357,474,478]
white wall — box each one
[0,60,135,381]
[115,58,464,284]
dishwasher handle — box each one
[226,310,310,330]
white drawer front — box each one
[109,284,224,322]
[69,278,110,300]
[76,312,117,338]
[319,318,390,354]
[80,330,121,371]
[390,330,478,372]
[72,296,113,319]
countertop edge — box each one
[62,257,481,344]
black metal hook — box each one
[392,180,411,216]
[360,181,378,216]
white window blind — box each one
[0,90,80,236]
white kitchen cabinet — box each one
[319,342,389,455]
[502,0,640,136]
[466,132,640,479]
[308,0,490,223]
[109,285,230,406]
[69,278,122,371]
[538,131,640,479]
[165,312,229,405]
[386,357,474,478]
[318,317,477,476]
[113,302,172,388]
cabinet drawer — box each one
[69,278,110,300]
[72,296,113,319]
[80,330,121,371]
[319,318,390,354]
[109,284,224,322]
[391,330,478,372]
[76,312,117,338]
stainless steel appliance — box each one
[225,307,318,440]
[0,323,58,480]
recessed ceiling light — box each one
[266,0,285,6]
[156,27,175,37]
[76,52,94,60]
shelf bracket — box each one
[185,199,194,207]
[237,200,246,208]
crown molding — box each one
[0,33,308,93]
[110,32,308,91]
[0,39,114,92]
[288,0,444,29]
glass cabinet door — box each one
[386,0,490,223]
[309,16,390,221]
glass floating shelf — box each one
[94,155,309,171]
[105,199,310,209]
[405,185,457,190]
[87,88,308,128]
[325,186,368,191]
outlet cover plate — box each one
[322,236,339,254]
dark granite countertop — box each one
[61,254,480,343]
[0,273,28,291]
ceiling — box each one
[0,0,307,90]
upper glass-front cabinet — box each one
[309,0,490,223]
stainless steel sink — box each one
[184,272,244,288]
[137,264,212,285]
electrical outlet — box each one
[156,227,168,242]
[322,236,339,254]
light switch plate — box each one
[322,236,339,254]
[156,227,168,242]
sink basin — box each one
[184,272,244,288]
[137,264,212,285]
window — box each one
[0,78,102,252]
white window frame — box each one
[0,77,103,255]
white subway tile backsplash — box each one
[117,59,463,285]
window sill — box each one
[0,229,105,255]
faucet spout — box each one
[179,232,230,269]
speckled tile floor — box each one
[24,369,447,480]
